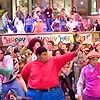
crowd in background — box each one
[0,32,100,99]
[1,2,100,100]
[1,3,100,34]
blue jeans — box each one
[46,18,53,32]
[26,87,64,100]
[3,25,8,32]
[2,78,25,98]
[25,25,33,33]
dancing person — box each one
[0,48,25,99]
[77,50,100,100]
[21,46,78,100]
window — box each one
[53,0,64,12]
[0,0,8,18]
[16,0,28,15]
[51,0,72,16]
[91,0,97,15]
[65,0,72,15]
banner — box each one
[28,34,74,45]
[2,34,74,46]
[2,35,28,46]
[79,33,92,42]
[1,32,100,47]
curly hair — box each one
[27,38,43,52]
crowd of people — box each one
[2,3,100,34]
[1,2,100,100]
[0,32,100,100]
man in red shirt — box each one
[21,47,77,100]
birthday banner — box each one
[1,33,93,46]
[2,34,74,46]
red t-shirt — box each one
[21,52,76,89]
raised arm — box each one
[54,51,77,70]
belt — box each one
[28,85,60,92]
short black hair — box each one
[36,47,47,55]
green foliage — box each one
[0,9,4,18]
